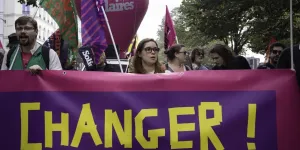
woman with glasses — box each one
[164,44,191,73]
[191,48,208,70]
[129,38,163,74]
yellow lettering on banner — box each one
[169,107,195,149]
[20,103,42,150]
[135,109,165,149]
[104,110,132,148]
[199,102,224,150]
[247,104,257,150]
[71,103,102,147]
[44,111,69,148]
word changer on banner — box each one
[20,102,258,150]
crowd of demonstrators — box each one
[0,15,299,87]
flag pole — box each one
[290,0,294,70]
[125,54,131,73]
[33,7,40,18]
[101,6,124,73]
[176,36,179,44]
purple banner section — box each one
[0,91,277,149]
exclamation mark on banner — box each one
[247,104,257,150]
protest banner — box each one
[0,70,299,150]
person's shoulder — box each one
[282,45,300,54]
[234,56,248,61]
[47,48,59,56]
[257,63,274,69]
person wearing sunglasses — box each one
[191,47,208,70]
[257,42,286,69]
[130,38,163,74]
[164,44,192,73]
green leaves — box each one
[179,0,300,55]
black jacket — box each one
[277,45,300,87]
[212,56,251,70]
[257,63,275,69]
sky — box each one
[137,0,182,40]
[137,0,265,61]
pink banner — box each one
[0,70,299,149]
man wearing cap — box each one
[6,33,19,50]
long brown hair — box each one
[209,44,234,66]
[132,38,163,74]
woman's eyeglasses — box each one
[144,47,160,53]
[178,51,189,55]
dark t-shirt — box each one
[257,63,275,69]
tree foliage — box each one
[18,0,39,7]
[179,0,300,55]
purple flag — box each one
[81,0,107,64]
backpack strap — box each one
[6,46,18,68]
[41,46,50,70]
[165,63,174,72]
[185,65,191,71]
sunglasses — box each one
[144,47,160,53]
[178,51,189,55]
[272,50,282,55]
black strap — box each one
[165,63,174,72]
[165,63,191,72]
[185,65,191,71]
[41,46,50,70]
[6,45,50,69]
[6,46,18,68]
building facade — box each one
[0,0,58,51]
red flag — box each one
[164,5,177,50]
[265,37,277,63]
